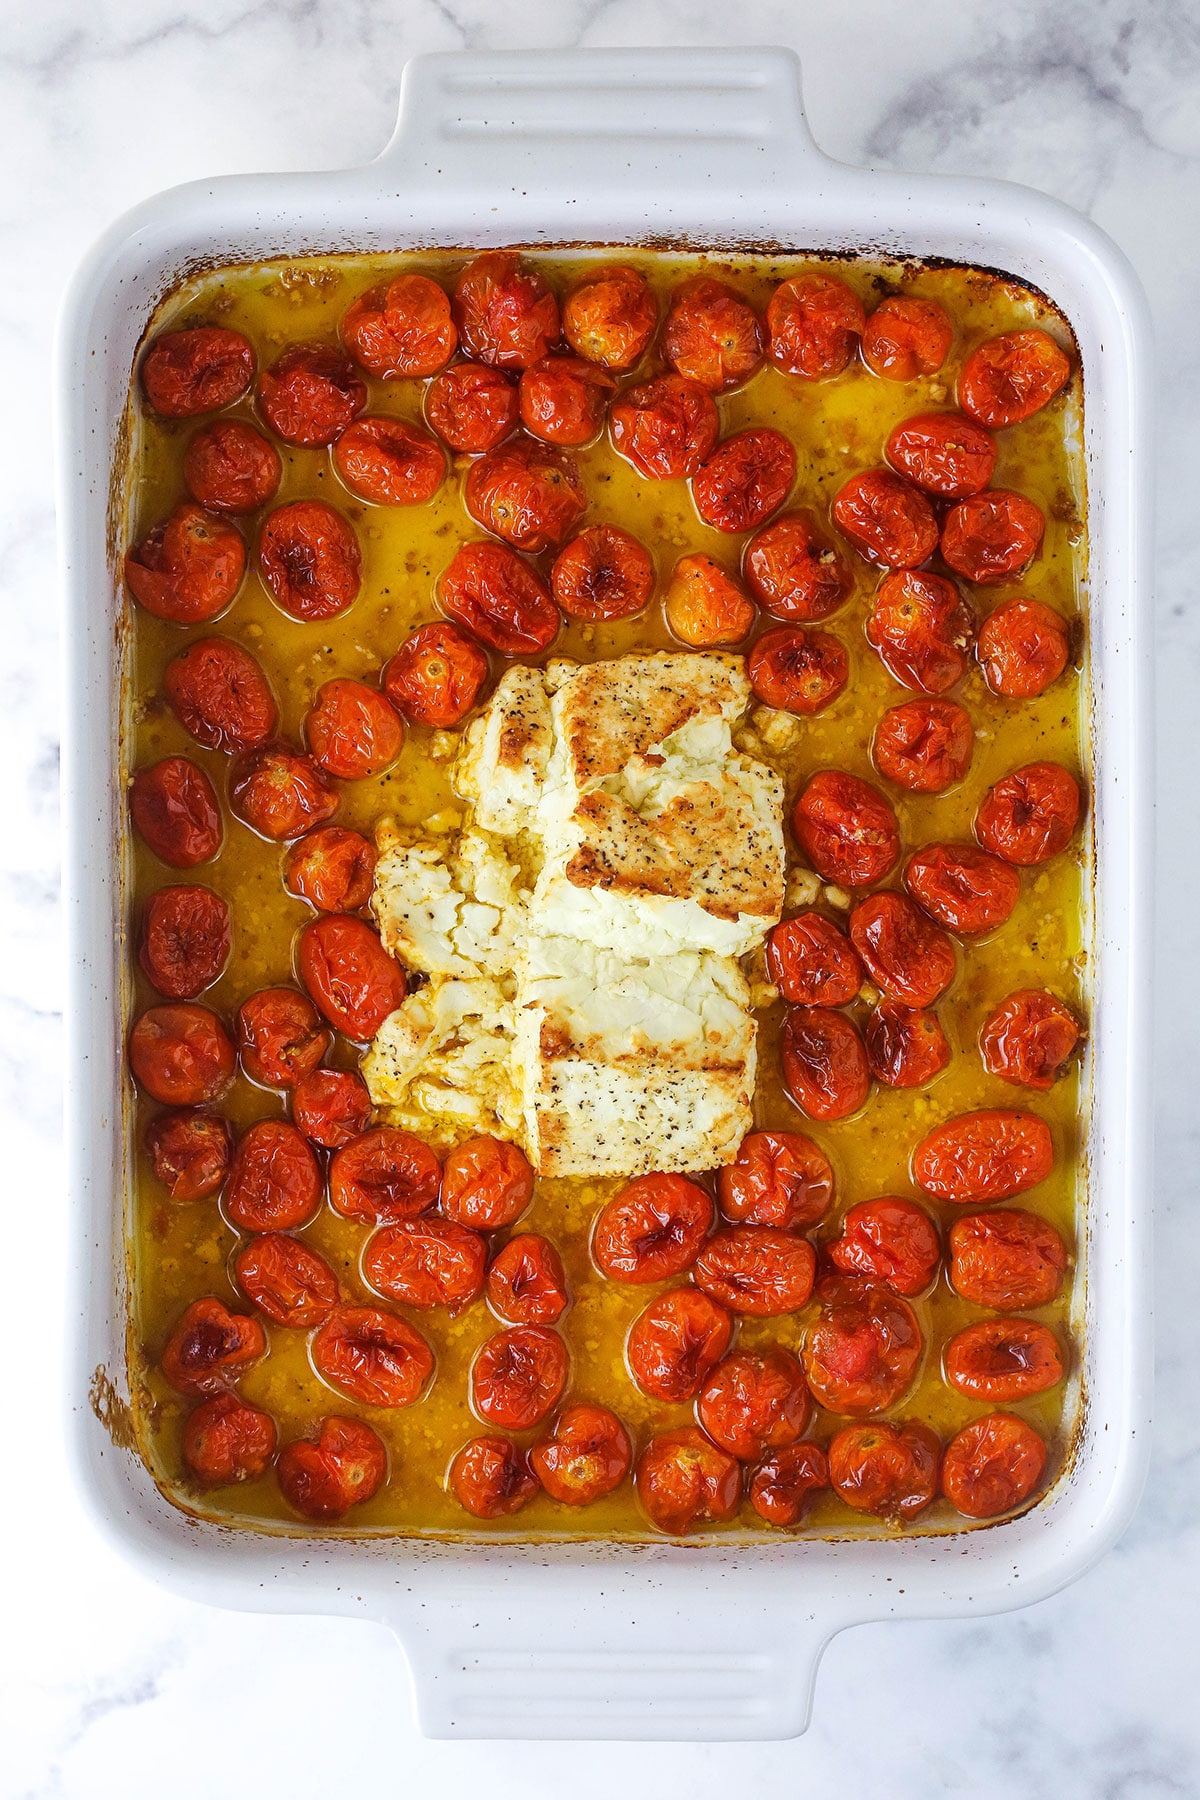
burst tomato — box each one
[518,355,616,446]
[464,435,587,553]
[781,1006,871,1121]
[636,1428,741,1535]
[743,510,850,622]
[312,1303,434,1408]
[235,987,329,1088]
[141,326,255,417]
[441,1136,535,1231]
[914,1110,1054,1204]
[792,770,899,888]
[471,1326,570,1430]
[864,1001,951,1088]
[747,626,848,714]
[129,1004,235,1106]
[958,329,1071,429]
[341,273,457,378]
[333,417,446,507]
[277,1416,387,1520]
[364,1217,487,1313]
[425,362,519,453]
[161,1296,265,1395]
[183,1392,277,1486]
[977,598,1070,698]
[904,841,1021,936]
[766,913,862,1007]
[875,697,974,793]
[885,412,996,498]
[802,1277,923,1416]
[283,825,377,912]
[225,1120,322,1231]
[609,374,719,480]
[692,428,796,533]
[328,1127,440,1224]
[257,343,366,446]
[979,988,1083,1089]
[383,621,489,727]
[125,503,245,624]
[861,297,952,381]
[531,1404,632,1505]
[297,915,407,1041]
[865,570,975,694]
[592,1174,713,1284]
[144,1109,233,1201]
[183,419,282,514]
[304,678,403,780]
[832,469,938,569]
[944,1319,1065,1403]
[453,251,560,370]
[716,1129,834,1230]
[947,1207,1068,1309]
[229,744,339,841]
[551,524,654,622]
[941,1412,1048,1519]
[767,273,865,379]
[941,489,1045,584]
[486,1234,570,1327]
[448,1436,538,1519]
[163,637,277,753]
[561,264,657,370]
[292,1066,373,1149]
[829,1420,940,1519]
[698,1348,811,1461]
[438,540,560,655]
[748,1441,829,1527]
[827,1197,940,1296]
[139,885,231,999]
[258,499,362,622]
[693,1225,817,1317]
[234,1232,340,1329]
[663,277,764,391]
[625,1288,733,1402]
[664,554,755,647]
[848,890,956,1007]
[975,762,1081,866]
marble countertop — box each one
[4,0,1195,1793]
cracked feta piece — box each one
[362,979,522,1139]
[455,663,553,838]
[370,826,525,988]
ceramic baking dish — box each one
[58,46,1153,1740]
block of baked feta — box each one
[371,823,526,989]
[361,976,522,1141]
[455,663,553,838]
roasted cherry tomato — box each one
[531,1404,632,1505]
[333,417,446,507]
[125,503,245,624]
[257,343,366,446]
[663,277,764,391]
[692,428,796,534]
[792,770,899,888]
[636,1428,741,1536]
[551,524,654,622]
[980,988,1083,1089]
[698,1348,810,1461]
[141,326,255,417]
[716,1128,834,1229]
[312,1303,434,1408]
[235,986,329,1088]
[941,489,1046,584]
[364,1218,487,1313]
[183,419,282,514]
[664,554,755,647]
[448,1435,539,1519]
[832,469,938,569]
[453,251,560,370]
[518,355,616,446]
[749,1441,829,1527]
[861,296,952,381]
[914,1109,1054,1204]
[283,825,377,913]
[802,1276,923,1416]
[341,273,457,378]
[958,329,1071,429]
[139,885,231,999]
[693,1225,817,1317]
[383,621,489,727]
[945,1319,1064,1403]
[975,762,1081,866]
[592,1174,714,1284]
[748,626,848,715]
[297,915,406,1041]
[258,499,362,622]
[441,1136,535,1231]
[948,1207,1068,1309]
[164,637,278,754]
[225,1120,322,1231]
[438,540,560,655]
[767,273,865,379]
[626,1288,733,1402]
[875,697,974,793]
[848,890,956,1007]
[885,412,996,498]
[144,1109,233,1201]
[229,744,339,842]
[904,841,1021,937]
[486,1234,570,1327]
[329,1127,440,1224]
[182,1392,277,1486]
[161,1296,265,1395]
[129,1004,235,1106]
[465,436,586,553]
[471,1326,570,1430]
[865,1001,951,1088]
[743,511,850,622]
[562,264,657,370]
[277,1415,387,1520]
[941,1412,1048,1519]
[781,1006,871,1121]
[977,598,1070,698]
[304,678,403,781]
[234,1232,340,1329]
[292,1066,373,1149]
[829,1420,940,1519]
[609,374,719,480]
[828,1197,940,1296]
[865,570,975,694]
[425,362,519,453]
[765,913,862,1008]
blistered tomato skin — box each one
[716,1129,834,1229]
[626,1288,733,1402]
[551,525,654,623]
[449,1436,539,1519]
[978,599,1071,698]
[329,1127,441,1224]
[235,986,330,1089]
[865,571,976,694]
[341,273,457,379]
[139,885,231,999]
[161,1296,266,1396]
[941,489,1046,584]
[781,1007,871,1121]
[767,274,865,379]
[144,1109,233,1201]
[297,915,407,1042]
[125,504,245,625]
[874,697,974,794]
[518,356,616,446]
[333,417,446,507]
[465,436,587,552]
[944,1319,1065,1403]
[593,1175,713,1285]
[609,375,719,480]
[865,1001,951,1088]
[277,1416,387,1520]
[905,841,1021,936]
[164,638,278,754]
[828,1198,940,1296]
[304,679,403,781]
[441,1136,535,1231]
[141,326,255,417]
[129,1004,235,1107]
[693,1226,817,1317]
[184,420,282,514]
[257,343,366,446]
[258,500,362,622]
[664,276,764,390]
[562,264,657,371]
[313,1303,435,1408]
[182,1393,277,1486]
[283,826,377,913]
[636,1428,741,1536]
[848,891,956,1008]
[959,329,1071,429]
[744,511,850,622]
[438,540,560,655]
[453,251,561,370]
[225,1120,322,1232]
[941,1412,1048,1519]
[976,762,1082,867]
[664,555,755,647]
[829,1420,940,1519]
[364,1218,488,1313]
[692,428,796,534]
[861,297,952,381]
[749,1442,829,1527]
[471,1327,570,1430]
[748,626,848,715]
[792,770,900,888]
[766,914,862,1008]
[531,1404,632,1505]
[832,469,939,569]
[292,1066,373,1149]
[980,988,1083,1089]
[235,1233,340,1329]
[229,745,340,843]
[885,412,996,498]
[914,1110,1054,1204]
[425,363,519,453]
[383,622,488,727]
[948,1207,1068,1310]
[486,1234,570,1327]
[802,1277,923,1416]
[697,1348,811,1461]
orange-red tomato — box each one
[453,251,560,370]
[283,825,377,913]
[129,1004,235,1106]
[518,355,616,446]
[829,1420,940,1519]
[716,1129,834,1229]
[425,362,519,453]
[236,986,329,1088]
[792,770,900,888]
[257,343,366,446]
[865,1001,951,1088]
[141,327,255,417]
[861,297,952,381]
[874,697,974,793]
[439,539,560,655]
[848,890,956,1007]
[664,554,755,647]
[865,570,976,694]
[663,277,764,391]
[904,841,1021,936]
[592,1173,713,1284]
[531,1403,632,1505]
[139,885,231,999]
[977,598,1070,697]
[802,1276,923,1416]
[609,374,719,480]
[562,264,657,370]
[465,436,586,552]
[486,1234,569,1327]
[471,1326,569,1430]
[827,1197,940,1296]
[781,1006,871,1121]
[448,1436,539,1519]
[976,762,1081,866]
[312,1303,434,1408]
[948,1207,1068,1309]
[625,1288,733,1402]
[292,1066,373,1149]
[636,1428,741,1535]
[941,489,1045,584]
[885,412,996,498]
[959,329,1071,429]
[833,469,939,569]
[692,428,796,533]
[743,510,850,622]
[277,1415,387,1520]
[551,524,654,622]
[304,678,403,781]
[182,1392,277,1486]
[914,1109,1054,1204]
[297,915,407,1041]
[161,1296,266,1395]
[747,625,848,714]
[329,1127,440,1224]
[383,621,489,727]
[749,1441,829,1527]
[341,273,457,378]
[235,1232,340,1329]
[698,1348,811,1461]
[980,988,1083,1089]
[693,1225,817,1317]
[183,419,282,514]
[765,913,863,1008]
[229,744,340,842]
[944,1319,1065,1403]
[364,1218,487,1313]
[258,499,362,621]
[225,1119,322,1231]
[164,637,278,753]
[144,1109,233,1201]
[767,273,865,379]
[125,503,245,624]
[333,417,446,507]
[941,1412,1047,1519]
[441,1136,535,1231]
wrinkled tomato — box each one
[827,1197,940,1296]
[865,570,975,694]
[161,1296,265,1395]
[941,1412,1047,1519]
[531,1404,632,1505]
[304,678,403,781]
[716,1128,834,1230]
[144,1109,233,1201]
[663,277,764,391]
[743,510,850,622]
[550,524,654,622]
[258,499,362,622]
[453,251,560,370]
[885,412,996,498]
[465,437,586,552]
[747,625,848,714]
[561,264,657,371]
[277,1415,387,1520]
[425,362,519,453]
[977,598,1070,698]
[832,468,939,569]
[163,637,277,753]
[518,355,616,446]
[333,417,446,507]
[328,1126,440,1224]
[224,1119,322,1231]
[781,1006,871,1121]
[141,326,255,417]
[471,1326,570,1430]
[636,1428,741,1536]
[182,1392,277,1486]
[944,1319,1065,1403]
[802,1276,923,1415]
[692,428,796,533]
[341,273,457,378]
[129,1004,235,1106]
[183,419,282,514]
[914,1109,1054,1204]
[257,343,366,446]
[875,697,974,793]
[234,1232,340,1329]
[749,1441,829,1527]
[383,621,489,727]
[848,890,956,1007]
[592,1173,713,1284]
[312,1303,434,1408]
[861,297,952,381]
[767,273,865,379]
[441,1135,535,1231]
[829,1420,940,1519]
[448,1435,538,1519]
[698,1348,811,1461]
[291,1066,373,1149]
[975,761,1081,866]
[958,329,1071,429]
[609,374,719,480]
[235,986,329,1088]
[229,744,340,842]
[139,884,231,999]
[125,503,245,624]
[941,489,1045,584]
[283,825,377,912]
[364,1217,487,1313]
[664,554,755,647]
[693,1225,817,1317]
[864,1001,951,1088]
[904,841,1021,936]
[486,1234,569,1327]
[625,1287,733,1402]
[438,539,560,655]
[766,913,863,1008]
[980,988,1083,1089]
[948,1207,1068,1310]
[792,769,899,888]
[297,914,407,1041]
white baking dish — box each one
[58,46,1154,1741]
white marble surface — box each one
[2,0,1196,1792]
